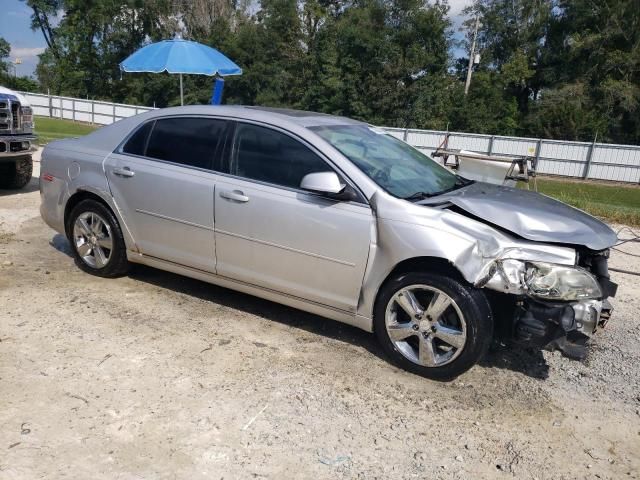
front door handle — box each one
[113,167,135,178]
[219,189,249,203]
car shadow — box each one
[128,262,384,358]
[49,233,551,380]
[51,233,74,256]
[481,344,550,379]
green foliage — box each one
[0,36,39,91]
[0,37,10,77]
[15,0,640,144]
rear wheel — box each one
[374,272,493,381]
[0,155,33,189]
[68,199,129,277]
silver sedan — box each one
[40,106,617,379]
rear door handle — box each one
[219,189,249,203]
[113,167,135,178]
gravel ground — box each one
[1,155,639,479]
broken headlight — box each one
[525,262,602,301]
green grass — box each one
[529,177,640,226]
[34,116,99,145]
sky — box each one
[1,0,472,79]
[1,0,47,77]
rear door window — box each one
[144,117,227,170]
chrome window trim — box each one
[114,114,370,207]
[115,115,228,172]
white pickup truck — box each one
[0,86,36,189]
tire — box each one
[374,272,493,381]
[0,155,33,189]
[67,199,129,278]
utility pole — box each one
[464,16,480,96]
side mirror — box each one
[300,171,345,195]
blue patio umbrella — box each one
[120,39,242,106]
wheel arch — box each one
[368,256,468,332]
[64,190,109,235]
[63,188,135,252]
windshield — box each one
[310,125,464,199]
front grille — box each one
[0,97,33,134]
[11,102,19,129]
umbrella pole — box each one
[179,73,184,106]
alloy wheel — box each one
[384,285,467,367]
[73,211,113,268]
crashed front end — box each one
[479,249,617,360]
[410,182,620,361]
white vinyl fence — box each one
[382,128,640,184]
[20,91,640,183]
[19,91,155,125]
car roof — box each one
[144,104,365,128]
[46,105,366,154]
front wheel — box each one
[374,272,493,381]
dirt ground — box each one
[1,154,639,479]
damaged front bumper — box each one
[514,297,614,360]
[480,249,616,360]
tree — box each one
[538,0,640,143]
[0,37,10,78]
[24,0,62,59]
[463,0,554,114]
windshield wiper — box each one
[403,178,473,202]
[403,191,436,201]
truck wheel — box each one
[374,272,493,381]
[0,155,33,189]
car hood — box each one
[420,182,617,251]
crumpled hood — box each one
[422,182,617,251]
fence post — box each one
[48,89,52,118]
[59,97,63,119]
[91,100,95,125]
[403,128,408,142]
[71,99,75,121]
[112,103,116,123]
[487,135,495,155]
[582,134,598,179]
[533,139,542,173]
